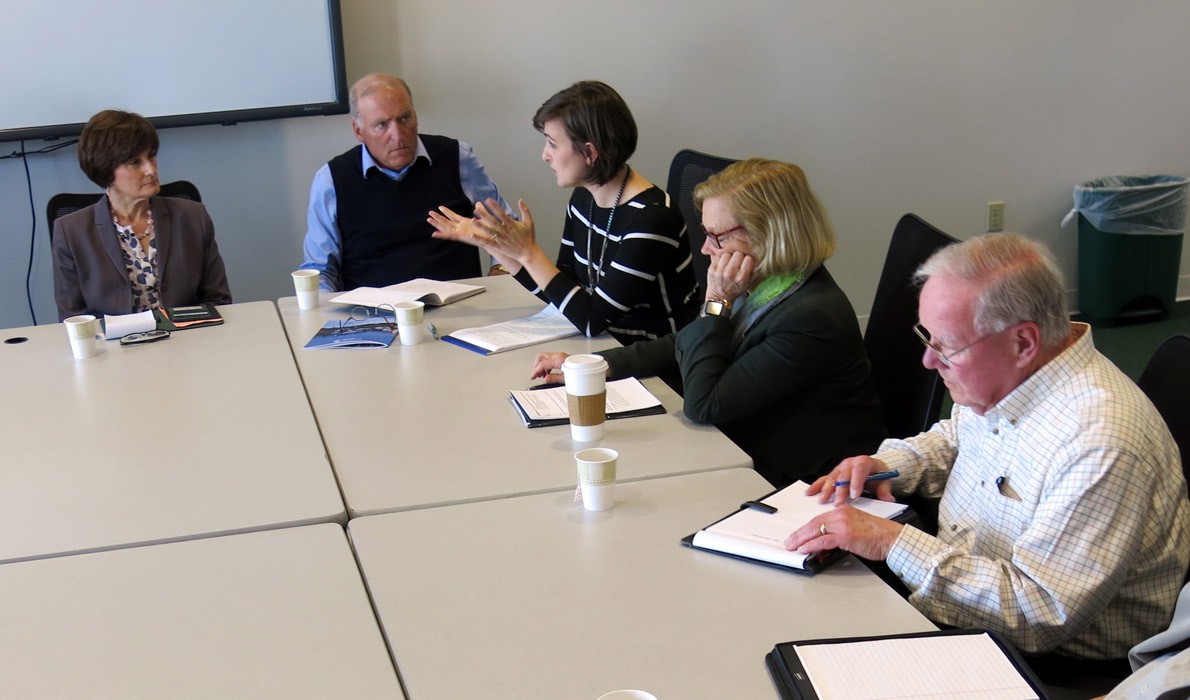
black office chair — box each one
[1138,334,1190,482]
[666,149,737,297]
[864,213,958,440]
[46,180,203,240]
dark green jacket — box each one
[600,266,885,487]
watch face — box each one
[703,300,727,316]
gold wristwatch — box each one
[702,298,732,317]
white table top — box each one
[279,276,752,516]
[0,523,402,699]
[0,301,345,563]
[349,468,936,699]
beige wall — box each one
[3,0,1188,328]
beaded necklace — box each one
[584,166,631,292]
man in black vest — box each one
[300,73,510,291]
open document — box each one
[442,305,580,355]
[508,377,665,427]
[329,278,485,309]
[684,481,907,574]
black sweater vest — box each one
[328,136,479,289]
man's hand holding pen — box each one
[782,457,905,561]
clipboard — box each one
[766,628,1048,700]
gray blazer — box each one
[52,195,232,321]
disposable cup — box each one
[597,692,658,700]
[562,354,608,442]
[576,447,617,511]
[398,322,432,346]
[63,314,98,359]
[292,270,321,310]
[392,300,425,325]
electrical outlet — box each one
[987,201,1005,232]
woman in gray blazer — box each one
[530,159,885,487]
[52,110,231,321]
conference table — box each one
[0,301,345,564]
[350,468,937,699]
[278,275,753,516]
[2,289,942,698]
[0,524,401,698]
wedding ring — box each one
[819,523,828,536]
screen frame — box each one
[0,0,349,144]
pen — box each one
[834,470,899,487]
[741,500,777,514]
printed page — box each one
[330,278,484,308]
[446,306,580,354]
[509,378,662,421]
[795,633,1039,700]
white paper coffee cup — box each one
[398,322,432,346]
[576,447,617,511]
[292,270,321,310]
[597,692,657,700]
[392,300,425,325]
[562,354,609,442]
[63,315,98,359]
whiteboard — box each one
[0,0,347,142]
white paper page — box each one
[509,378,662,421]
[329,279,484,308]
[691,482,907,568]
[795,633,1038,700]
[447,306,580,353]
[103,310,156,340]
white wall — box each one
[3,0,1188,330]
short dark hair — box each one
[77,110,159,188]
[532,81,637,186]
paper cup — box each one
[562,354,608,442]
[398,322,432,346]
[597,692,658,700]
[292,270,320,310]
[63,315,98,359]
[576,447,617,511]
[392,300,425,325]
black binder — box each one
[766,628,1049,699]
[680,486,915,576]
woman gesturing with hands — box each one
[430,81,699,345]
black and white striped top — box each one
[516,185,699,344]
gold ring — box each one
[819,523,828,536]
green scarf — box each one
[744,271,804,312]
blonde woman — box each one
[532,159,885,486]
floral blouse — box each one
[111,208,161,312]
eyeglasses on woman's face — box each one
[703,225,745,249]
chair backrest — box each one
[863,213,959,439]
[666,149,737,297]
[1137,334,1190,472]
[46,181,203,242]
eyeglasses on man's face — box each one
[912,322,1009,368]
[703,225,745,249]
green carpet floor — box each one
[1084,300,1190,381]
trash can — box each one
[1062,175,1188,326]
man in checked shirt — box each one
[785,233,1189,677]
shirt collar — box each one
[985,322,1095,424]
[360,136,431,181]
